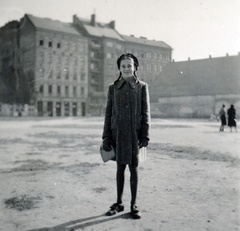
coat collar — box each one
[115,76,139,89]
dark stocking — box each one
[116,163,126,204]
[129,163,138,205]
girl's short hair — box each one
[117,53,139,71]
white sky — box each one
[0,0,239,61]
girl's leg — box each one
[129,163,138,206]
[116,163,126,204]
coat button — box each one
[126,105,129,108]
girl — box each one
[102,53,150,219]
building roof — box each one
[122,35,172,49]
[26,14,80,35]
[150,55,240,100]
[76,16,124,40]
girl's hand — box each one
[103,138,114,151]
[139,138,149,148]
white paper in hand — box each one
[139,147,147,162]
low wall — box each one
[151,95,240,118]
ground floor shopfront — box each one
[0,100,87,117]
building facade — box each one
[0,13,172,117]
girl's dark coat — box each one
[102,77,150,165]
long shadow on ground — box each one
[28,212,132,231]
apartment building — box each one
[73,14,172,115]
[0,13,172,117]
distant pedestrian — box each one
[227,105,237,132]
[219,104,226,131]
[102,53,150,219]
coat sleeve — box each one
[102,84,113,140]
[141,83,150,140]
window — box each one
[73,87,77,96]
[81,72,85,81]
[92,40,99,46]
[72,43,77,50]
[154,53,157,59]
[56,55,61,64]
[64,69,68,79]
[65,57,69,66]
[106,53,113,59]
[159,65,163,72]
[39,85,43,93]
[49,41,52,47]
[116,44,122,50]
[57,70,61,79]
[147,53,152,59]
[57,86,61,95]
[48,85,52,94]
[159,54,163,60]
[126,49,131,53]
[106,41,113,47]
[64,102,69,116]
[81,87,85,95]
[39,39,44,46]
[39,52,44,62]
[57,42,61,48]
[73,57,77,66]
[147,64,152,71]
[154,64,157,72]
[90,62,98,71]
[49,69,52,78]
[73,72,77,80]
[91,50,99,58]
[141,53,144,58]
[48,52,52,63]
[39,68,44,77]
[65,86,69,96]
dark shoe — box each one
[131,204,141,219]
[106,203,124,216]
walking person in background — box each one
[227,105,237,132]
[219,104,226,131]
[102,53,150,219]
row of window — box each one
[38,68,86,81]
[39,39,85,52]
[106,63,163,72]
[107,50,171,61]
[39,85,85,96]
[38,52,85,67]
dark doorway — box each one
[56,102,61,116]
[47,102,53,116]
[81,102,86,116]
[37,101,43,116]
[72,102,77,116]
[64,102,69,116]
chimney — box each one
[188,57,190,61]
[226,53,229,57]
[209,55,211,59]
[109,20,115,29]
[91,14,96,27]
[173,59,175,62]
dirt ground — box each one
[0,117,239,231]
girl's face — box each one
[120,58,135,78]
